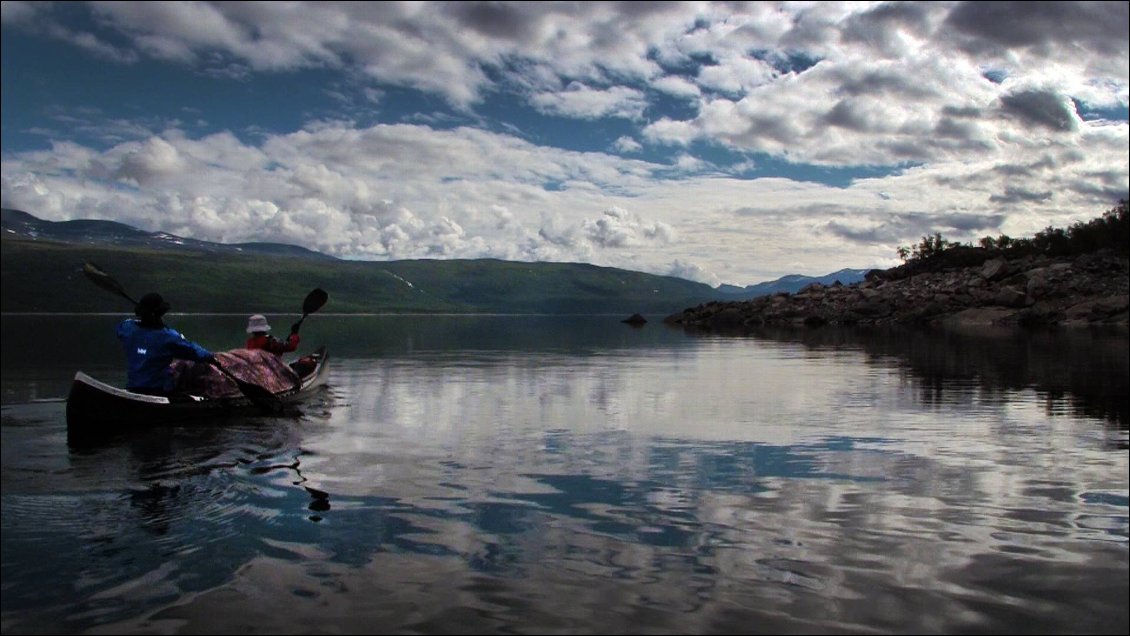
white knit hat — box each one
[246,314,271,333]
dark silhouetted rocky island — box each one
[666,201,1129,331]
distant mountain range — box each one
[1,207,872,314]
[1,208,333,260]
[715,268,870,298]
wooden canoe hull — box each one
[66,346,329,435]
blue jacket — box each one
[117,319,213,392]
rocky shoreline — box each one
[665,248,1129,330]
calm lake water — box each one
[2,315,1127,635]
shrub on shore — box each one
[897,199,1128,266]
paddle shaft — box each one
[112,288,139,306]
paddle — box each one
[82,262,139,305]
[291,288,328,334]
[81,262,283,414]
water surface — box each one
[2,315,1127,634]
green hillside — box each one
[0,235,716,315]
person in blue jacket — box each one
[117,292,215,395]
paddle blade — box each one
[302,288,329,316]
[82,262,137,304]
[234,378,284,414]
[212,361,283,414]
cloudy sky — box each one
[2,1,1127,287]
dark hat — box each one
[135,292,170,318]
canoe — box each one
[66,346,329,435]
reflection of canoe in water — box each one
[66,346,329,435]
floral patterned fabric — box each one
[170,348,301,398]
